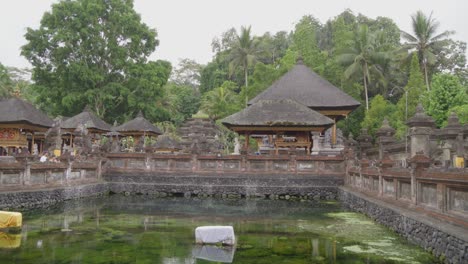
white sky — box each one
[1,0,467,69]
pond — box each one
[0,195,439,263]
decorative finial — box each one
[296,56,304,65]
[446,112,460,127]
[415,103,424,114]
[137,110,144,118]
[83,105,92,112]
[381,118,390,128]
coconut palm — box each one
[229,26,261,105]
[337,24,389,110]
[401,11,454,91]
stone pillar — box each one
[24,161,31,186]
[375,118,396,160]
[436,183,447,212]
[356,128,373,159]
[408,152,431,205]
[344,134,358,186]
[406,104,435,158]
[439,112,463,167]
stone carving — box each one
[73,124,92,157]
[44,118,62,154]
[233,137,240,155]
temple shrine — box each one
[222,58,360,155]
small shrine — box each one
[114,111,162,152]
[0,98,53,155]
[223,57,360,155]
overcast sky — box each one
[1,0,466,69]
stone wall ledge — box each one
[0,182,109,209]
[0,179,102,192]
[339,186,468,263]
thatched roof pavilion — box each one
[248,58,360,119]
[0,98,53,153]
[222,99,334,154]
[61,106,112,133]
[0,98,53,131]
[114,111,162,137]
[223,58,360,154]
[222,99,334,132]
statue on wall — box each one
[233,137,241,155]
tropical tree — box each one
[21,0,167,123]
[422,73,468,127]
[401,11,454,91]
[200,81,240,120]
[229,26,261,104]
[164,82,200,125]
[337,24,389,110]
[0,63,13,98]
[292,15,326,72]
[361,95,396,138]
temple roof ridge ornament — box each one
[376,118,395,137]
[406,103,435,128]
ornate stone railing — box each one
[104,153,345,176]
[347,165,468,221]
[0,159,102,190]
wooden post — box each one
[244,132,249,152]
[31,133,35,154]
[332,118,337,145]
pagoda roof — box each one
[0,97,53,130]
[248,59,360,109]
[61,106,112,132]
[222,99,334,130]
[115,111,162,136]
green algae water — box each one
[0,196,439,263]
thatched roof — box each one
[115,111,162,136]
[248,59,360,109]
[0,97,53,129]
[153,134,181,150]
[222,99,334,128]
[61,106,111,132]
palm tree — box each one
[200,85,238,120]
[229,26,261,105]
[337,24,389,110]
[401,11,454,91]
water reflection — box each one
[0,196,439,264]
[192,245,235,263]
[0,232,21,248]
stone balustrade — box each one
[104,153,345,176]
[0,159,101,190]
[347,165,468,221]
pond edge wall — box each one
[338,186,468,264]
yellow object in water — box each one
[0,232,21,248]
[0,211,22,229]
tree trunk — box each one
[244,63,248,107]
[423,62,430,91]
[363,63,369,111]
